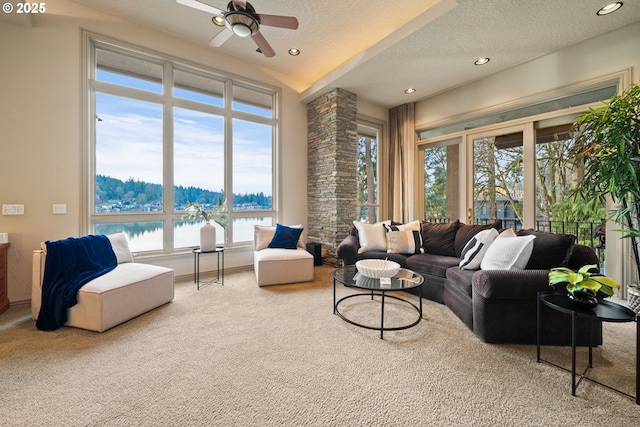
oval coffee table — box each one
[333,265,424,339]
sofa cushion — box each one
[454,220,502,257]
[353,220,391,253]
[517,229,575,269]
[459,228,499,270]
[420,220,460,257]
[268,224,304,249]
[406,253,460,278]
[567,244,599,270]
[480,229,536,270]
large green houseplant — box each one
[568,80,640,284]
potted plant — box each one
[182,199,228,251]
[568,80,640,286]
[549,264,621,307]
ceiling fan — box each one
[176,0,299,57]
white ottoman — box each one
[254,247,314,286]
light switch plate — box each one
[2,204,24,215]
[53,204,67,214]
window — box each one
[473,133,524,229]
[357,122,380,223]
[88,39,278,254]
[423,140,460,221]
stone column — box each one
[307,88,358,266]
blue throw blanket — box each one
[36,234,117,331]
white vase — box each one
[200,221,216,252]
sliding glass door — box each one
[421,137,461,222]
[472,130,525,229]
[467,123,604,243]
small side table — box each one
[192,247,224,290]
[537,291,639,404]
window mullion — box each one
[224,79,234,246]
[163,62,174,253]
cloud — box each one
[96,95,272,195]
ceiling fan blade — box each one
[255,14,299,30]
[208,29,234,47]
[251,32,275,57]
[176,0,225,15]
[231,0,247,10]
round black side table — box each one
[537,291,638,404]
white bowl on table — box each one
[355,259,401,278]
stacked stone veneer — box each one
[307,88,358,267]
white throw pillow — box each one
[459,228,499,270]
[254,225,304,251]
[107,232,133,264]
[480,229,536,270]
[353,220,391,254]
[384,220,420,232]
[383,221,423,254]
[386,229,424,254]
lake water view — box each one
[97,217,272,252]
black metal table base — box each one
[537,291,639,404]
[334,283,423,339]
[193,247,224,290]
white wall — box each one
[415,22,640,127]
[0,0,309,303]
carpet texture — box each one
[1,265,639,426]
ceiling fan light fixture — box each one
[597,2,623,15]
[212,15,225,26]
[225,12,259,37]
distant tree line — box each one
[96,175,271,209]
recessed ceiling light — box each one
[212,15,225,26]
[405,88,416,94]
[474,57,490,66]
[597,2,623,15]
[288,48,300,56]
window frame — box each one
[356,117,385,224]
[82,34,279,256]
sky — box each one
[95,71,273,196]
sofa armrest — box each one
[472,269,552,300]
[336,234,360,265]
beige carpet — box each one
[1,265,639,426]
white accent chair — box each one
[32,232,174,332]
[253,225,314,286]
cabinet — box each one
[0,243,9,315]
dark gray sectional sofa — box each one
[336,220,602,345]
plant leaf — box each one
[591,275,621,289]
[577,264,597,275]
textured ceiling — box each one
[26,0,640,107]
